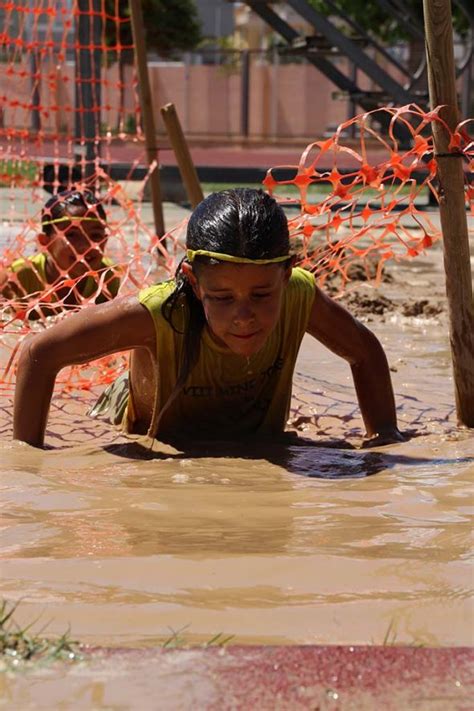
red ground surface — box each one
[7,137,392,171]
[84,645,473,710]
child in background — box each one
[0,189,120,317]
[13,188,404,449]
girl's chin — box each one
[70,260,101,276]
[228,339,265,358]
[207,327,266,356]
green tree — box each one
[105,0,202,130]
[307,0,470,84]
[105,0,202,57]
[307,0,469,43]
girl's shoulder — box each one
[10,252,47,294]
[283,267,316,332]
[139,279,176,311]
[287,266,316,301]
[11,251,47,274]
[138,279,185,333]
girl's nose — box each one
[70,236,95,255]
[233,300,255,325]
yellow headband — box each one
[186,249,290,265]
[41,216,104,227]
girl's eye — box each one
[211,295,233,303]
[253,293,271,299]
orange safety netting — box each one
[267,106,473,286]
[0,1,473,396]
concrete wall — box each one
[0,58,355,143]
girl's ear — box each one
[283,255,296,285]
[181,261,201,299]
[37,232,51,247]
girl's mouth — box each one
[231,331,260,340]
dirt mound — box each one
[401,299,444,317]
[324,258,447,320]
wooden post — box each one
[160,103,204,209]
[423,0,474,426]
[129,0,165,238]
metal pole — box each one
[75,0,101,183]
[92,0,102,167]
[129,0,165,238]
[271,45,279,140]
[460,53,473,118]
[349,62,357,138]
[31,50,41,133]
[183,52,191,133]
[423,0,474,425]
[241,49,250,139]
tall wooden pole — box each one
[423,0,474,426]
[129,0,165,238]
[160,103,204,209]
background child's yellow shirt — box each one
[10,252,120,301]
[138,267,316,440]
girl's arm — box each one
[307,284,404,446]
[13,296,155,447]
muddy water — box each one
[1,322,473,649]
[1,224,473,650]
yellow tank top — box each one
[138,267,315,440]
[10,252,120,301]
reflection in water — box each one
[0,428,472,648]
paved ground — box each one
[4,136,396,170]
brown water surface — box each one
[1,339,473,649]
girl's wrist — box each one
[361,426,405,448]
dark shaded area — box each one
[101,431,472,480]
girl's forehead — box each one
[64,203,98,218]
[197,262,284,289]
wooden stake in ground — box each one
[129,0,165,239]
[423,0,474,426]
[160,103,204,209]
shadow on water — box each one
[101,434,474,480]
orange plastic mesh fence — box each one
[0,1,473,397]
[266,107,473,286]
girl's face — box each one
[40,206,108,278]
[185,261,291,357]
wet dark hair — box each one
[187,187,289,260]
[152,189,290,434]
[41,189,107,236]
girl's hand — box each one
[361,427,406,448]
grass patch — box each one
[0,600,234,667]
[0,599,81,670]
[0,158,39,187]
[162,624,234,649]
[201,181,428,206]
[379,618,426,647]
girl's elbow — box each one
[351,326,387,367]
[18,333,59,377]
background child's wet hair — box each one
[41,189,106,237]
[154,189,291,436]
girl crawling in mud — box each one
[13,188,404,448]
